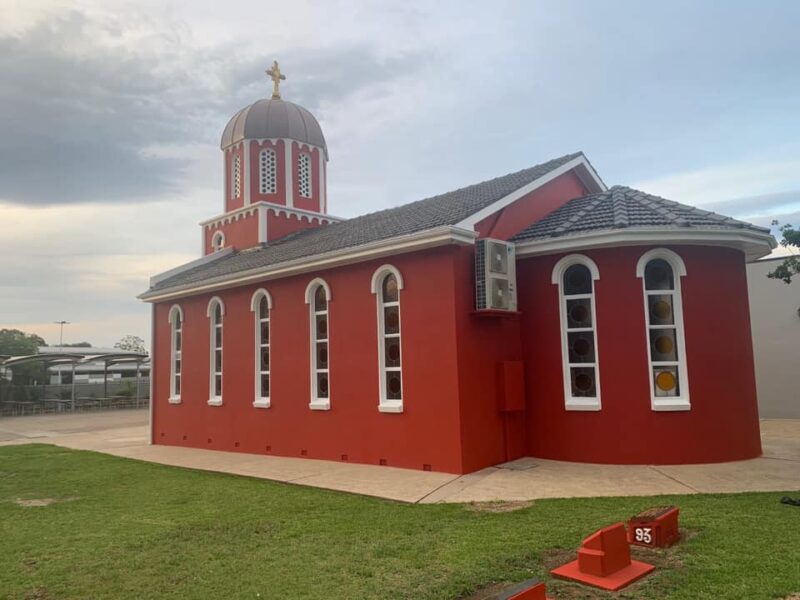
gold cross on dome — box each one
[266,60,286,99]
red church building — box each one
[140,65,776,474]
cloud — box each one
[0,5,428,207]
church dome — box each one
[220,98,327,157]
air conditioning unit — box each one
[475,238,517,311]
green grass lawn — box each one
[0,444,798,600]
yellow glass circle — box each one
[655,371,677,391]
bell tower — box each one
[202,63,339,256]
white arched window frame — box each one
[259,148,277,194]
[298,153,312,199]
[636,248,690,411]
[168,305,184,404]
[211,231,225,252]
[207,296,225,406]
[232,153,241,199]
[250,289,273,408]
[370,265,405,413]
[304,278,331,410]
[551,254,602,411]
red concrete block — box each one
[495,578,553,600]
[551,523,655,591]
[507,581,550,600]
[628,506,680,548]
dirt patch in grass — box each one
[14,497,79,507]
[468,500,534,513]
[24,587,50,600]
[22,558,38,572]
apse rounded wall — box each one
[517,244,762,465]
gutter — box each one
[139,225,477,303]
[514,227,778,262]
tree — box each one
[0,329,47,388]
[767,222,800,284]
[114,335,146,354]
[62,341,92,348]
[0,329,45,356]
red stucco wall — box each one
[266,210,325,242]
[204,209,260,254]
[475,172,587,240]
[152,246,467,473]
[517,244,762,464]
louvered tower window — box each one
[259,149,277,194]
[298,153,312,198]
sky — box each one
[1,0,799,348]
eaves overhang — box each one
[514,227,777,262]
[139,225,477,303]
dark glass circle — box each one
[572,337,591,356]
[317,318,327,337]
[382,274,399,302]
[654,335,674,355]
[387,343,400,361]
[651,300,672,320]
[574,372,593,392]
[388,375,401,394]
[318,376,329,394]
[569,304,589,324]
[564,264,592,295]
[318,347,328,364]
[386,311,399,329]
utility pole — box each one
[54,321,70,346]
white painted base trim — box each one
[168,396,182,405]
[565,399,602,411]
[378,403,403,413]
[208,397,223,406]
[309,400,330,411]
[652,400,691,412]
[253,399,271,409]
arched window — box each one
[551,255,601,410]
[636,249,690,411]
[251,289,272,408]
[168,305,183,404]
[259,149,277,194]
[207,297,225,405]
[211,231,225,252]
[305,278,331,410]
[371,265,404,413]
[298,153,312,198]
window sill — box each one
[565,398,601,411]
[207,397,223,407]
[309,400,330,411]
[253,399,271,409]
[168,396,182,405]
[378,403,403,414]
[652,399,691,412]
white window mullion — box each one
[552,255,602,411]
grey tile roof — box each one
[145,152,583,295]
[511,185,771,243]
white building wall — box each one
[747,257,800,418]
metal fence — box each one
[0,378,150,417]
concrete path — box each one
[1,411,798,503]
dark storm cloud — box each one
[0,9,423,206]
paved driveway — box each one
[1,411,798,503]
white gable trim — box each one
[455,155,607,231]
